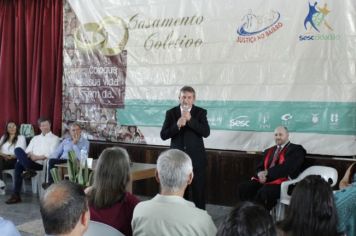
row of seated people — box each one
[1,119,355,235]
[1,143,355,236]
[36,149,356,235]
[0,118,89,203]
[43,147,356,236]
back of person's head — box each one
[217,201,276,236]
[89,147,131,208]
[40,181,89,236]
[277,175,337,236]
[157,149,193,193]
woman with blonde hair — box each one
[86,147,139,236]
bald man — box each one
[40,181,90,236]
[239,126,306,210]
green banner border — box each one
[118,99,356,135]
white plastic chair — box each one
[280,165,338,206]
[2,169,41,194]
[84,221,124,236]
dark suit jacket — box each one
[256,142,306,182]
[160,105,210,168]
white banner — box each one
[63,0,356,156]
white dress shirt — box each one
[25,132,60,164]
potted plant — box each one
[50,150,93,187]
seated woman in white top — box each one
[0,121,26,179]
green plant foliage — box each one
[50,150,92,187]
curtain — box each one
[0,0,62,135]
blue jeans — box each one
[13,147,43,195]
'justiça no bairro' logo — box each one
[236,9,283,43]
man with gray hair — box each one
[160,85,210,210]
[43,122,89,188]
[40,181,90,236]
[132,149,217,236]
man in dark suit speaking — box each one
[160,86,210,209]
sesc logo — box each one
[299,35,314,41]
[230,116,250,128]
[299,1,340,41]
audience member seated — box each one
[0,121,27,181]
[40,181,89,236]
[43,122,89,188]
[217,201,276,236]
[334,163,356,235]
[5,118,59,204]
[132,149,217,236]
[239,126,306,210]
[276,175,338,236]
[339,162,356,189]
[0,216,21,236]
[85,147,139,236]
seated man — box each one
[40,181,89,236]
[6,117,59,204]
[239,126,306,210]
[132,149,217,236]
[43,122,89,188]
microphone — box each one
[182,104,190,112]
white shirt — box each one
[0,135,26,155]
[180,106,192,114]
[279,141,290,151]
[132,194,217,236]
[25,132,60,164]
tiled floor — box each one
[0,179,232,236]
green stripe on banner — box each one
[117,100,356,135]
